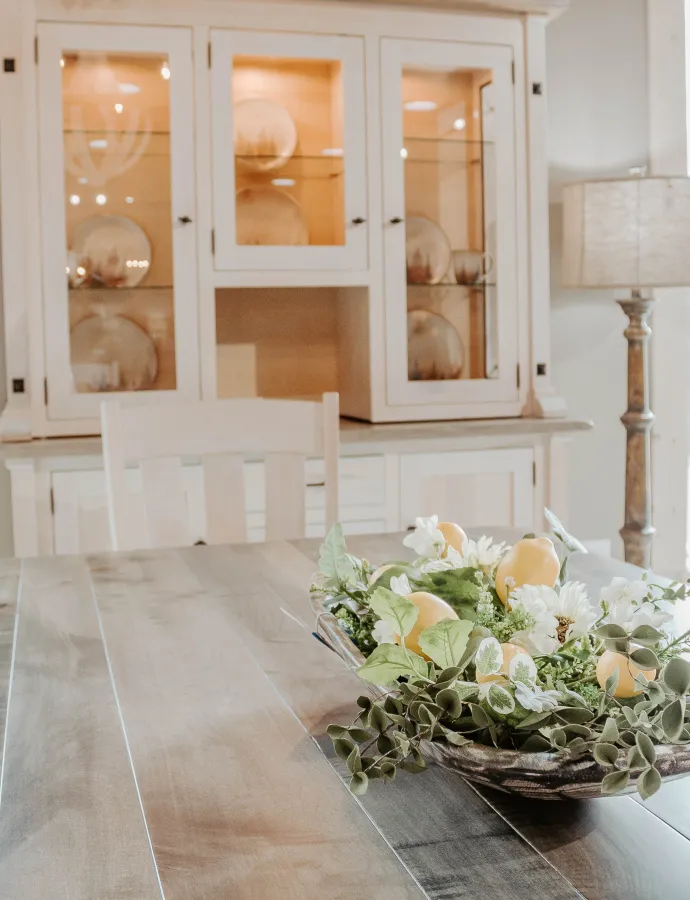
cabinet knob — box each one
[351,217,366,225]
[177,215,193,225]
[389,217,404,225]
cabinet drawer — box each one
[400,448,534,532]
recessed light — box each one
[114,103,123,114]
[404,100,437,112]
[125,196,134,204]
[453,117,467,131]
[321,148,343,157]
[160,63,171,80]
[117,82,140,95]
[95,194,107,206]
[400,147,408,159]
[271,178,296,187]
[89,139,108,149]
[76,266,86,276]
[69,194,80,206]
[60,58,65,69]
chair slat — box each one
[203,453,247,544]
[265,453,306,541]
[140,457,190,549]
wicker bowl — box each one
[313,597,690,800]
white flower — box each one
[403,515,445,558]
[458,536,509,573]
[389,573,412,597]
[420,546,463,573]
[600,577,672,631]
[372,619,396,645]
[514,681,561,713]
[509,582,597,655]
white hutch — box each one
[0,0,587,556]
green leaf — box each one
[326,724,348,738]
[443,729,471,747]
[662,697,686,741]
[333,737,355,760]
[454,681,480,701]
[593,742,620,767]
[347,745,362,774]
[602,769,630,794]
[629,647,659,670]
[424,569,481,620]
[471,704,491,727]
[508,653,538,685]
[369,586,418,640]
[368,563,419,591]
[357,643,427,686]
[349,772,369,795]
[520,733,552,752]
[475,637,503,677]
[627,746,648,769]
[555,707,594,725]
[635,732,656,766]
[605,668,620,696]
[348,727,372,743]
[596,623,629,640]
[637,766,662,800]
[418,618,473,669]
[662,657,690,697]
[369,705,389,733]
[630,624,665,646]
[356,696,372,710]
[518,710,555,729]
[544,508,588,553]
[318,524,356,587]
[436,687,464,718]
[486,684,515,715]
[600,717,620,743]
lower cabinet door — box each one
[399,448,534,532]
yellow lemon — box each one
[596,650,656,698]
[395,591,459,658]
[494,536,560,604]
[369,564,394,585]
[476,642,533,684]
[438,521,468,557]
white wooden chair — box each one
[100,394,340,551]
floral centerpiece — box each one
[310,511,690,800]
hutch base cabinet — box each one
[0,0,570,438]
[3,419,588,557]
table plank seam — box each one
[0,562,22,807]
[88,568,167,900]
[464,779,588,900]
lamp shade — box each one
[561,176,690,288]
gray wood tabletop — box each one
[1,533,689,900]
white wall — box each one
[546,0,649,555]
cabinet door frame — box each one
[37,23,200,421]
[381,37,521,410]
[210,28,368,272]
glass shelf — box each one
[235,155,345,180]
[406,282,497,289]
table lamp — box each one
[562,175,690,568]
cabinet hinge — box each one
[516,364,521,389]
[511,59,515,85]
[532,461,537,486]
[34,36,38,65]
[211,228,215,256]
[207,41,212,68]
[43,377,48,405]
[49,486,55,516]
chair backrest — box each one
[101,394,340,551]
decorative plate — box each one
[406,216,452,285]
[311,595,690,800]
[70,216,151,289]
[70,314,158,393]
[236,187,309,246]
[234,97,298,172]
[407,309,464,381]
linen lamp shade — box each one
[562,176,690,289]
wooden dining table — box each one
[1,531,690,900]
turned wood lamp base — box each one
[618,290,655,568]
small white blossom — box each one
[509,582,596,655]
[514,681,561,713]
[508,585,559,655]
[403,515,445,559]
[419,546,463,573]
[372,619,396,645]
[389,573,412,597]
[458,535,509,573]
[600,577,672,631]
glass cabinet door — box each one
[38,24,198,420]
[381,38,520,410]
[211,30,367,271]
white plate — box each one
[71,314,158,392]
[406,216,452,285]
[236,187,309,246]
[70,215,152,289]
[407,309,464,381]
[234,98,297,172]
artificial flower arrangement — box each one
[310,510,690,800]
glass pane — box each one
[63,51,176,393]
[402,65,498,383]
[232,55,346,247]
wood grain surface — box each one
[0,535,688,900]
